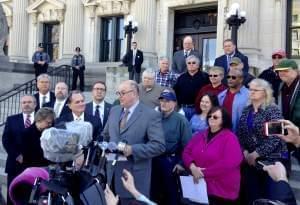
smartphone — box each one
[264,121,284,136]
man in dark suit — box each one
[44,82,71,118]
[34,74,55,111]
[122,42,144,83]
[172,35,201,74]
[56,90,101,140]
[2,95,36,205]
[85,81,112,129]
[214,38,249,74]
[102,80,165,205]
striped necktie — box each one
[120,109,130,129]
[24,114,31,128]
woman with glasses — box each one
[190,93,219,134]
[183,106,243,205]
[237,78,288,204]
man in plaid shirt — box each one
[155,57,179,88]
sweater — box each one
[182,129,243,200]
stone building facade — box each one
[0,0,298,73]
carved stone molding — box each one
[0,0,13,27]
[27,0,65,24]
[82,0,134,16]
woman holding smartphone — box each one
[238,78,288,204]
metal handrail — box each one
[0,64,72,126]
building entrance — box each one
[174,6,217,71]
[43,22,60,62]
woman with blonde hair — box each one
[238,78,288,204]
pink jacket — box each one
[182,128,243,200]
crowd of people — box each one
[2,35,300,205]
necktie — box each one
[25,115,31,128]
[76,117,81,121]
[95,105,101,122]
[120,109,130,129]
[41,96,46,107]
[132,51,136,65]
[184,51,188,58]
[54,102,62,117]
[39,52,43,61]
[75,55,79,66]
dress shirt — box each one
[73,112,84,122]
[39,92,50,108]
[132,49,137,65]
[54,99,67,117]
[22,112,35,125]
[93,101,105,123]
[125,100,139,121]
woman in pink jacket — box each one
[183,106,243,205]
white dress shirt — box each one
[54,99,67,118]
[39,92,50,108]
[73,112,85,122]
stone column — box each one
[61,0,84,59]
[132,0,157,68]
[10,0,29,62]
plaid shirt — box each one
[155,70,179,88]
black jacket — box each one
[122,49,144,73]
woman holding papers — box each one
[182,106,243,205]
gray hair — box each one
[142,68,155,79]
[159,56,169,62]
[127,80,139,95]
[35,107,55,122]
[248,78,275,108]
[37,74,51,82]
[209,66,224,76]
[186,55,200,66]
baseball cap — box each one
[158,90,177,101]
[272,49,286,58]
[230,57,242,66]
[275,59,298,71]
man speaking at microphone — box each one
[102,80,165,205]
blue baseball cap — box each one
[158,91,177,101]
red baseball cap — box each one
[272,49,286,58]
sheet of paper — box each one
[180,175,209,204]
[105,153,127,161]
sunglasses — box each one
[209,74,219,78]
[227,75,238,80]
[208,115,220,120]
[272,55,283,60]
[187,61,196,65]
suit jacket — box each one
[2,114,26,174]
[214,50,249,74]
[268,181,297,205]
[102,102,165,198]
[55,112,102,141]
[21,123,50,169]
[172,49,201,74]
[85,101,112,128]
[122,49,144,73]
[44,100,71,118]
[34,92,56,112]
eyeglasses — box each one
[116,90,134,97]
[227,75,238,80]
[209,74,219,78]
[208,115,220,120]
[249,88,264,92]
[272,56,283,60]
[187,61,196,65]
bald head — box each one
[183,36,194,51]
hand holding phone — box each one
[264,121,284,136]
